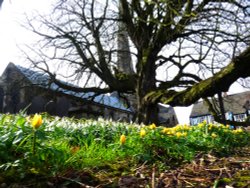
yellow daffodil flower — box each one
[31,114,43,129]
[161,128,169,134]
[182,132,187,137]
[149,123,156,129]
[140,129,146,137]
[176,132,182,138]
[211,133,217,138]
[232,128,243,134]
[120,134,126,145]
[198,123,203,128]
[237,128,243,133]
[175,132,187,138]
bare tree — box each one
[22,0,250,124]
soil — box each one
[47,147,250,188]
[2,147,250,188]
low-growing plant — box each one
[0,114,249,186]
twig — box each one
[204,167,227,171]
[183,179,195,187]
[225,167,232,178]
[152,164,155,188]
[133,161,147,171]
[213,168,223,188]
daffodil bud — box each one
[120,134,126,145]
[140,129,146,137]
[31,114,43,129]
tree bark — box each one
[217,92,226,124]
[136,52,158,125]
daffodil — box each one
[208,123,213,130]
[140,129,146,137]
[30,114,43,155]
[182,124,191,131]
[182,132,187,137]
[198,123,204,128]
[120,134,126,145]
[166,131,173,135]
[175,132,187,138]
[232,128,243,134]
[211,133,217,138]
[149,123,156,129]
[31,114,43,129]
[161,127,170,134]
[176,132,182,138]
[236,128,243,133]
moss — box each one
[220,177,232,184]
[115,72,130,81]
[234,170,250,178]
[226,170,250,187]
[236,175,250,181]
[235,181,249,187]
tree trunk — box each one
[136,97,158,125]
[217,92,226,124]
[136,53,158,125]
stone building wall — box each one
[0,63,133,122]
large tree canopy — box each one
[23,0,250,124]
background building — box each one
[0,62,178,126]
[0,63,133,121]
[189,91,250,125]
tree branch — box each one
[145,46,250,106]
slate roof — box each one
[7,63,132,112]
[190,91,250,117]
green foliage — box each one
[0,114,249,185]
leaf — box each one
[16,116,26,127]
[0,132,12,142]
[12,134,24,145]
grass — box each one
[0,113,249,186]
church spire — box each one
[117,2,134,74]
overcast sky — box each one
[0,0,53,75]
[0,0,248,124]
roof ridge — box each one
[10,63,132,112]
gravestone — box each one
[45,100,56,115]
[30,96,47,114]
[55,96,70,117]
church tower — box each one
[116,2,137,113]
[117,2,134,75]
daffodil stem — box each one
[32,130,37,155]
